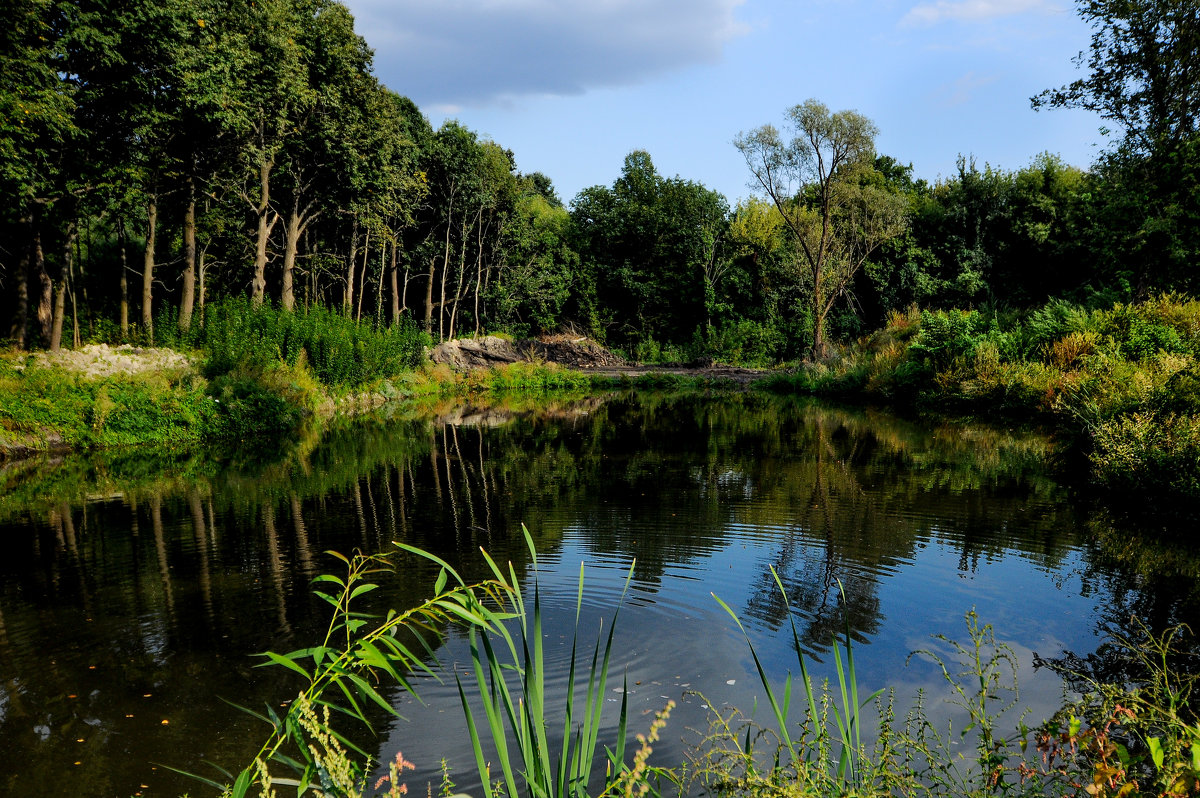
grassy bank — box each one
[0,301,627,457]
[761,294,1200,507]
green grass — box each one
[455,532,635,798]
[0,361,214,451]
[170,299,430,389]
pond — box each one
[0,390,1196,797]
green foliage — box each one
[755,294,1200,503]
[179,299,429,388]
[909,309,990,370]
[694,601,1074,798]
[570,150,729,349]
[1042,623,1200,798]
[706,320,788,367]
[713,574,883,793]
[207,531,665,798]
[194,547,519,797]
[0,359,213,450]
[207,360,316,442]
[1089,412,1200,499]
[1022,298,1096,353]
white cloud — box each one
[344,0,749,106]
[901,0,1056,27]
[933,71,1000,106]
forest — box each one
[4,0,1198,364]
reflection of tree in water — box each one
[1038,511,1200,695]
[739,410,896,656]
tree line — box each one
[2,0,1197,363]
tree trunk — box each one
[198,246,208,325]
[374,244,384,323]
[474,213,484,336]
[35,225,52,348]
[389,240,401,324]
[70,231,80,348]
[811,298,827,361]
[345,217,358,313]
[142,198,157,340]
[449,230,468,339]
[423,256,435,334]
[50,219,77,352]
[250,157,276,306]
[438,200,454,342]
[356,228,369,322]
[281,196,302,312]
[179,175,197,331]
[118,219,129,339]
[8,215,31,349]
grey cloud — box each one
[343,0,747,106]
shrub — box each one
[707,320,788,366]
[207,359,320,441]
[1048,331,1100,370]
[909,309,989,370]
[188,299,429,389]
[1024,298,1095,353]
[1090,411,1200,497]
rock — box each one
[428,335,628,371]
[428,336,523,369]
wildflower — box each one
[374,750,416,797]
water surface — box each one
[1,391,1196,797]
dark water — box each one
[1,391,1197,797]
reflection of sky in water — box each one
[380,517,1103,794]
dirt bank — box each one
[428,334,768,385]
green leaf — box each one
[259,651,314,680]
[1149,736,1165,770]
[230,766,253,798]
[349,582,380,600]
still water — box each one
[0,391,1196,797]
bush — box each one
[1090,411,1200,497]
[186,299,429,389]
[706,320,787,366]
[909,309,990,370]
[0,363,213,450]
[1024,298,1095,353]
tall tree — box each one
[1,0,79,348]
[735,100,907,358]
[570,151,727,348]
[1034,0,1200,296]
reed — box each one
[713,572,882,793]
[456,530,640,798]
[179,547,518,797]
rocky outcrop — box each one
[428,336,524,369]
[428,335,628,370]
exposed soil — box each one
[428,334,768,385]
[18,343,197,379]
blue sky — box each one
[342,0,1107,206]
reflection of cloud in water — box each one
[883,632,1074,761]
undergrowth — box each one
[762,295,1200,505]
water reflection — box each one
[0,391,1193,797]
